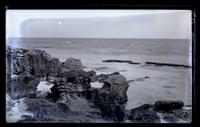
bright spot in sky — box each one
[58,21,62,25]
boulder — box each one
[154,100,184,111]
[61,57,83,72]
[95,72,129,121]
[102,72,129,104]
[128,104,160,123]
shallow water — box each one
[7,38,192,110]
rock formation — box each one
[128,100,191,123]
[6,47,84,99]
[154,100,184,111]
[61,57,83,72]
[95,72,129,121]
[128,104,160,123]
[6,47,191,123]
[49,70,92,103]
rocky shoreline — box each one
[6,47,192,123]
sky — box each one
[6,10,192,39]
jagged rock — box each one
[173,108,192,121]
[97,74,109,83]
[23,98,102,122]
[6,47,86,99]
[10,76,40,99]
[87,70,98,82]
[154,100,184,111]
[95,72,129,121]
[7,48,62,87]
[55,70,91,89]
[61,57,83,72]
[103,72,129,104]
[49,70,92,102]
[128,104,160,123]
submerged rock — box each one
[154,100,184,112]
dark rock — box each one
[173,108,192,121]
[24,98,70,121]
[24,98,103,122]
[154,100,184,111]
[55,70,91,89]
[110,71,120,75]
[145,62,191,68]
[87,70,98,82]
[162,114,178,122]
[95,72,129,121]
[9,73,39,99]
[102,60,140,65]
[97,74,109,83]
[6,47,86,99]
[128,104,160,123]
[49,70,92,103]
[103,72,129,104]
[61,57,83,72]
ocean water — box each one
[7,38,192,109]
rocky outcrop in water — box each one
[154,100,184,111]
[128,100,191,123]
[128,104,160,123]
[95,72,129,121]
[6,47,191,123]
[103,59,140,64]
[145,62,191,68]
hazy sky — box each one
[6,10,192,39]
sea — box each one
[7,38,192,109]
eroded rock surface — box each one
[6,47,191,123]
[128,104,160,123]
[6,47,84,99]
[95,72,129,121]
